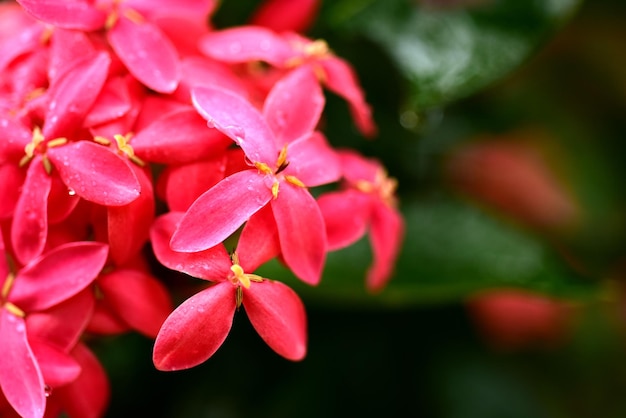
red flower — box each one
[198,25,377,137]
[171,65,340,285]
[0,239,108,418]
[151,211,307,371]
[318,150,405,292]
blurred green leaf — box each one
[323,0,581,109]
[257,195,599,309]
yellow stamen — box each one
[47,137,68,148]
[285,175,305,188]
[93,136,111,145]
[230,264,251,289]
[4,302,25,318]
[105,11,118,30]
[276,145,288,168]
[304,39,330,57]
[123,8,145,24]
[2,273,15,299]
[113,133,145,166]
[42,155,53,174]
[271,181,280,199]
[255,161,273,175]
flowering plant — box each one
[0,0,403,416]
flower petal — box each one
[250,0,320,33]
[43,51,111,140]
[263,65,324,144]
[158,155,227,212]
[243,280,307,361]
[0,310,45,418]
[318,58,377,137]
[191,86,279,163]
[108,16,180,93]
[131,107,231,164]
[198,26,294,67]
[97,268,173,339]
[106,165,154,265]
[15,0,106,31]
[83,76,132,128]
[48,28,96,83]
[47,141,141,206]
[171,169,273,252]
[11,242,108,312]
[367,201,404,293]
[0,116,33,161]
[237,204,280,272]
[29,341,80,387]
[54,343,110,418]
[11,157,51,265]
[284,131,341,187]
[317,189,371,251]
[153,281,236,371]
[25,289,95,352]
[271,182,326,285]
[151,212,232,279]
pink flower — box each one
[171,65,341,285]
[150,211,307,371]
[317,150,405,292]
[198,25,377,137]
[0,239,108,418]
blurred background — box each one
[96,0,626,416]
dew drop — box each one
[44,385,52,398]
[68,188,76,196]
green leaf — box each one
[323,0,581,109]
[257,195,600,309]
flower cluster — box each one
[0,0,404,416]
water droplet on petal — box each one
[44,385,52,397]
[68,188,76,196]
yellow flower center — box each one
[253,145,306,199]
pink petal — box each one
[271,182,326,285]
[367,201,404,293]
[153,281,236,371]
[0,116,33,163]
[43,51,111,140]
[131,107,231,164]
[337,149,380,184]
[54,343,110,418]
[97,268,173,338]
[317,189,371,251]
[243,280,307,361]
[158,155,227,212]
[128,0,216,19]
[46,141,141,206]
[191,86,279,163]
[11,157,51,265]
[48,28,96,83]
[29,341,80,387]
[106,165,154,265]
[0,164,26,219]
[237,204,280,272]
[83,76,132,128]
[198,26,294,67]
[0,310,45,418]
[318,58,377,137]
[174,56,249,102]
[151,212,232,279]
[47,173,79,224]
[171,170,273,252]
[250,0,320,33]
[0,23,43,74]
[108,16,180,93]
[284,131,341,187]
[263,65,324,143]
[85,301,129,336]
[25,289,95,352]
[11,242,108,312]
[15,0,106,31]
